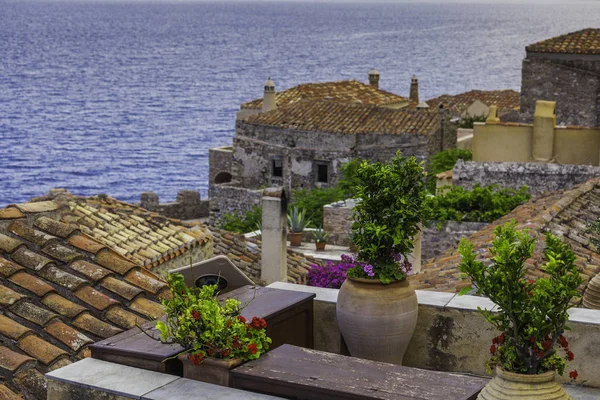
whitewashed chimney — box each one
[262,77,277,113]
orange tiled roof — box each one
[526,28,600,55]
[426,90,520,117]
[0,195,207,398]
[412,179,600,304]
[241,80,409,110]
[242,100,441,136]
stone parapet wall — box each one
[453,160,600,196]
[421,221,489,261]
[208,184,263,225]
[139,190,209,220]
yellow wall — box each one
[472,123,533,162]
[554,127,600,166]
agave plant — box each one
[313,226,328,243]
[288,206,308,233]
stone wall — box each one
[520,55,600,127]
[453,160,600,196]
[139,190,209,220]
[322,199,355,246]
[208,146,234,184]
[208,184,263,225]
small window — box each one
[272,157,283,177]
[317,164,328,183]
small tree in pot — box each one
[336,151,430,364]
[313,225,328,251]
[288,205,308,247]
[457,221,581,399]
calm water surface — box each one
[1,1,599,205]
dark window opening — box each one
[317,164,328,183]
[272,157,283,177]
[214,172,232,184]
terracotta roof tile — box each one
[527,28,600,55]
[13,368,47,400]
[69,260,112,282]
[243,100,440,136]
[0,346,35,375]
[105,306,146,330]
[0,384,21,400]
[426,89,520,117]
[67,234,107,254]
[10,247,54,271]
[8,272,55,297]
[99,276,143,300]
[124,269,167,295]
[8,221,58,248]
[0,314,32,340]
[41,294,87,319]
[10,302,58,327]
[41,243,83,264]
[14,201,58,214]
[34,216,79,238]
[18,335,67,365]
[0,257,24,278]
[72,313,122,339]
[241,80,409,110]
[0,284,25,307]
[48,357,72,372]
[44,321,92,351]
[129,297,165,319]
[0,234,24,254]
[95,250,137,275]
[37,266,87,291]
[74,285,118,311]
[0,207,24,220]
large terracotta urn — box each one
[336,277,418,364]
[478,367,571,400]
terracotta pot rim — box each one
[289,232,303,235]
[347,276,408,284]
[495,366,556,382]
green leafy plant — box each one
[156,273,271,364]
[457,221,582,377]
[348,151,430,284]
[291,187,345,226]
[313,226,328,243]
[458,114,487,129]
[427,184,531,224]
[220,206,262,234]
[336,158,364,198]
[429,148,473,176]
[288,205,309,233]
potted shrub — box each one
[155,273,271,387]
[288,205,308,247]
[336,152,430,365]
[457,221,581,399]
[313,225,328,251]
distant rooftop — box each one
[426,89,520,117]
[526,28,600,55]
[242,100,441,136]
[240,80,409,110]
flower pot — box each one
[178,354,243,387]
[336,277,418,365]
[315,241,326,251]
[289,232,303,247]
[477,367,571,399]
[349,243,358,253]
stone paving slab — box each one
[565,385,600,400]
[142,377,284,400]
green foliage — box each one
[458,114,487,129]
[291,187,345,227]
[457,221,582,375]
[336,158,364,198]
[348,151,431,284]
[313,226,328,243]
[427,184,531,223]
[587,218,600,251]
[429,148,473,176]
[288,205,309,233]
[220,206,262,234]
[156,273,271,364]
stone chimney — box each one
[410,75,419,104]
[140,192,159,211]
[485,105,500,125]
[261,187,288,284]
[532,100,556,162]
[368,69,380,89]
[262,77,276,113]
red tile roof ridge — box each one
[526,28,600,55]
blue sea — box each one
[1,0,599,206]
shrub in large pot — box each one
[155,273,271,387]
[336,151,430,364]
[457,221,582,399]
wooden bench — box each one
[231,345,489,400]
[90,286,315,375]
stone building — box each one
[520,28,600,127]
[426,89,520,119]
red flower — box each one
[539,351,545,359]
[529,337,535,344]
[569,370,578,380]
[189,352,204,365]
[237,315,247,323]
[528,291,534,297]
[222,348,230,357]
[249,317,262,329]
[248,343,258,355]
[542,340,552,350]
[558,335,569,348]
[489,345,496,355]
[207,348,215,356]
[566,351,574,361]
[497,334,505,345]
[191,310,200,321]
[260,318,267,329]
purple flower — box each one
[307,261,351,289]
[363,264,375,277]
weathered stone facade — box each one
[521,53,600,127]
[208,146,234,185]
[453,160,600,196]
[139,190,209,221]
[208,184,263,225]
